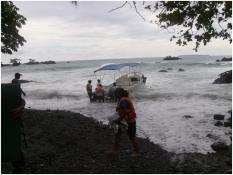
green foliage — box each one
[136,1,232,51]
[10,58,21,66]
[29,59,36,63]
[1,1,27,54]
[10,58,21,64]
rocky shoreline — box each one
[2,109,232,174]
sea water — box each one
[1,56,232,154]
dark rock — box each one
[220,57,232,62]
[178,68,184,72]
[183,115,193,119]
[223,122,232,127]
[216,57,232,62]
[167,68,173,70]
[159,70,168,72]
[211,142,229,151]
[206,134,218,140]
[214,121,223,126]
[163,56,182,61]
[213,70,232,84]
[213,114,225,120]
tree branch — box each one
[132,1,145,21]
[108,1,128,13]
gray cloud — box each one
[2,1,231,63]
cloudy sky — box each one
[2,1,232,63]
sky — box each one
[1,1,232,63]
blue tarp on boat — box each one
[94,63,140,73]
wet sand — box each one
[2,109,232,173]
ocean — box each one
[1,55,232,154]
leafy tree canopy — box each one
[1,1,27,54]
[112,1,232,51]
[10,58,21,64]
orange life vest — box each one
[118,96,136,123]
[86,84,92,93]
[95,85,105,94]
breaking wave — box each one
[28,90,81,100]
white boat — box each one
[94,63,147,92]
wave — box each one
[132,89,231,102]
[28,90,81,100]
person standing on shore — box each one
[107,82,117,101]
[110,88,140,157]
[86,80,93,102]
[12,73,26,96]
[2,83,26,173]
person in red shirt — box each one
[86,80,93,102]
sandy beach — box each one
[2,109,232,174]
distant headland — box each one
[1,59,56,67]
[163,56,182,61]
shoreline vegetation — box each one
[2,109,232,174]
[1,60,56,67]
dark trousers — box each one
[88,92,93,102]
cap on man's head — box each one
[15,72,22,77]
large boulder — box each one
[213,70,232,84]
[213,114,225,120]
[219,57,232,61]
[183,115,193,119]
[178,68,184,72]
[211,142,229,151]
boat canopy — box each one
[94,63,140,73]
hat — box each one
[15,72,22,77]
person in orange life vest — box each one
[94,84,105,102]
[112,88,140,157]
[86,80,93,102]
